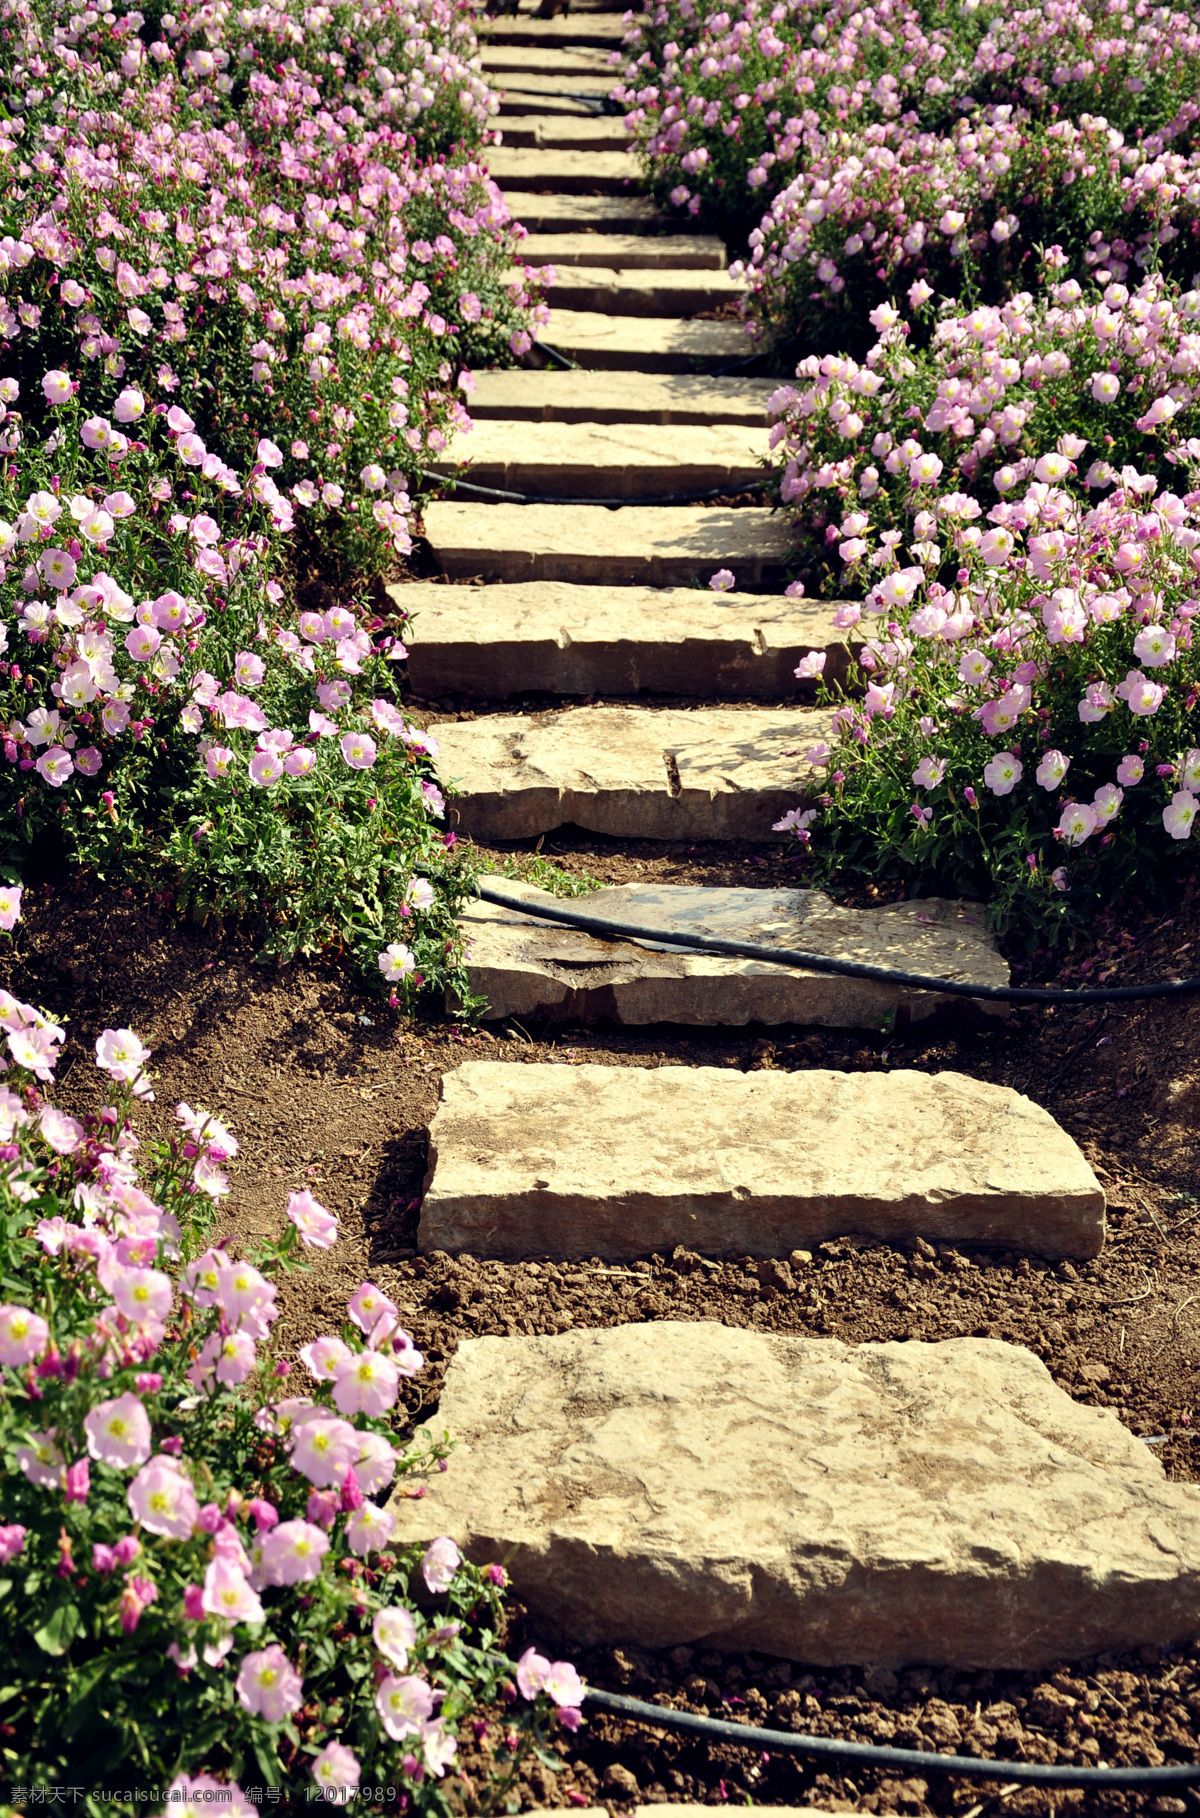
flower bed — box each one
[0,931,581,1801]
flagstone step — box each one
[489,147,639,192]
[537,308,748,371]
[501,117,634,152]
[396,578,845,695]
[421,1061,1102,1259]
[467,369,770,424]
[520,231,725,269]
[509,197,673,233]
[485,11,627,44]
[497,90,607,117]
[452,880,1008,1029]
[530,264,747,315]
[389,1321,1200,1671]
[435,702,832,839]
[422,502,791,585]
[483,44,613,72]
[433,420,769,499]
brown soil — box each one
[5,858,1200,1814]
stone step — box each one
[497,90,606,117]
[389,1321,1200,1673]
[520,231,725,270]
[396,578,845,696]
[483,44,613,73]
[421,1062,1102,1259]
[501,117,634,152]
[488,148,639,193]
[422,502,790,585]
[538,307,748,371]
[531,264,747,315]
[433,420,769,499]
[485,11,627,44]
[434,702,832,839]
[452,879,1008,1029]
[510,197,673,234]
[466,369,769,424]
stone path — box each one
[387,11,1150,1684]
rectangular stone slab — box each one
[389,1323,1200,1670]
[483,45,614,72]
[508,198,674,233]
[485,12,627,44]
[422,503,792,585]
[501,119,638,153]
[394,579,850,695]
[431,420,769,498]
[529,264,747,315]
[494,73,623,98]
[518,231,726,270]
[452,879,1009,1028]
[488,149,639,192]
[467,370,771,425]
[435,703,833,838]
[537,308,747,370]
[499,92,603,117]
[419,1062,1103,1260]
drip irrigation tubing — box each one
[416,467,765,507]
[473,879,1200,1006]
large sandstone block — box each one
[501,119,635,152]
[432,419,769,499]
[482,45,613,72]
[517,230,725,270]
[452,879,1008,1027]
[537,307,747,370]
[395,579,850,696]
[524,263,747,315]
[506,199,674,234]
[466,369,772,425]
[423,503,792,586]
[390,1323,1200,1668]
[486,11,626,42]
[488,148,640,193]
[419,1061,1104,1260]
[435,704,833,839]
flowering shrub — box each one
[0,964,583,1798]
[0,0,545,583]
[0,388,469,998]
[771,463,1200,936]
[767,267,1200,593]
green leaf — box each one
[33,1599,82,1656]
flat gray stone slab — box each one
[388,1322,1200,1670]
[432,419,769,498]
[436,703,833,838]
[395,578,849,695]
[502,118,636,153]
[423,503,791,585]
[530,264,747,315]
[453,879,1009,1029]
[510,197,674,233]
[419,1062,1103,1260]
[489,148,638,192]
[520,230,725,269]
[467,369,770,424]
[486,12,627,43]
[538,307,748,370]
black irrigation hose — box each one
[416,467,765,507]
[579,1685,1200,1790]
[474,880,1200,1006]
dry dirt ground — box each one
[6,850,1200,1816]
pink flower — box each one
[983,752,1022,796]
[235,1645,303,1723]
[332,1349,400,1417]
[422,1720,458,1779]
[311,1744,361,1794]
[348,1282,397,1333]
[284,749,316,777]
[376,1674,434,1741]
[1035,750,1070,792]
[355,1432,398,1496]
[0,886,22,931]
[259,1520,330,1586]
[95,1027,152,1083]
[373,1606,417,1668]
[544,1660,585,1707]
[112,1267,172,1326]
[17,1430,64,1490]
[1117,755,1144,786]
[289,1415,359,1488]
[1058,802,1098,846]
[339,730,377,770]
[1116,669,1165,716]
[118,1575,158,1634]
[64,1459,91,1504]
[378,942,414,983]
[1163,790,1199,841]
[287,1190,338,1249]
[299,1335,352,1380]
[85,1393,152,1469]
[516,1647,552,1698]
[127,1456,199,1538]
[35,747,74,788]
[422,1536,461,1594]
[0,1305,48,1367]
[42,370,72,406]
[0,1525,27,1564]
[345,1501,397,1557]
[248,750,284,787]
[203,1558,265,1624]
[204,746,236,781]
[708,568,736,592]
[256,437,284,469]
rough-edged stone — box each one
[419,1062,1103,1260]
[422,503,792,585]
[518,229,726,269]
[387,1321,1200,1668]
[485,11,626,42]
[432,419,769,498]
[507,197,674,233]
[466,368,771,425]
[488,148,640,192]
[452,878,1008,1028]
[482,44,613,72]
[395,578,850,696]
[537,306,747,369]
[494,72,622,98]
[435,703,833,838]
[501,117,638,152]
[522,263,746,314]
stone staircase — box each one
[386,9,1200,1690]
